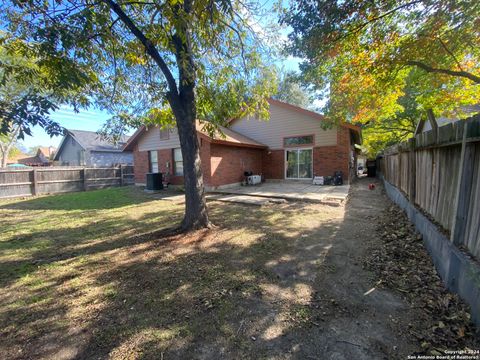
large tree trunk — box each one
[107,0,211,231]
[169,91,210,231]
[169,9,211,231]
[176,111,210,231]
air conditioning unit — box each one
[247,175,261,185]
[146,172,163,190]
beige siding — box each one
[230,103,337,149]
[138,127,180,151]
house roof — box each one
[229,98,362,143]
[195,121,267,148]
[123,121,267,151]
[68,129,129,151]
[55,130,130,160]
[415,104,480,134]
[123,98,363,151]
[17,155,46,165]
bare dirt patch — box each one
[0,181,477,359]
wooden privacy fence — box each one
[380,114,480,259]
[0,165,134,199]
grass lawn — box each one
[0,186,342,359]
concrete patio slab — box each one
[146,189,186,203]
[206,194,287,206]
[208,181,350,204]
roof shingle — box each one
[68,129,130,152]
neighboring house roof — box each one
[17,155,46,166]
[68,129,129,151]
[123,121,267,151]
[461,104,480,114]
[415,104,480,134]
[55,129,131,160]
[37,146,56,159]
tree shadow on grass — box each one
[0,180,428,360]
[0,206,185,287]
[1,195,339,359]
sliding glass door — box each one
[286,149,313,179]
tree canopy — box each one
[2,0,277,229]
[273,70,311,109]
[0,33,94,139]
[2,0,276,132]
[282,0,480,154]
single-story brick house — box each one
[123,99,361,189]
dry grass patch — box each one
[0,187,343,359]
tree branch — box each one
[407,60,480,83]
[437,37,463,71]
[104,0,179,96]
[340,0,423,40]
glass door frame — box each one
[285,148,313,180]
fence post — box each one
[32,168,38,196]
[426,109,438,143]
[82,168,88,192]
[451,122,473,245]
[398,147,402,189]
[408,137,416,203]
[120,165,124,186]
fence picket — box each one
[380,114,480,260]
[0,166,134,198]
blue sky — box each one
[20,107,113,149]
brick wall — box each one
[262,150,284,179]
[133,138,215,187]
[337,126,355,183]
[312,146,349,180]
[133,125,355,186]
[311,126,352,183]
[209,144,263,187]
[133,144,149,184]
[158,149,184,185]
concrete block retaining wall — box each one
[383,179,480,327]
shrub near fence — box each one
[380,114,480,259]
[0,165,134,199]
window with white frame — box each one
[173,148,183,176]
[149,151,159,173]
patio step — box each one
[208,187,348,206]
[206,194,287,206]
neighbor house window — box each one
[79,150,86,166]
[159,128,169,140]
[284,135,314,147]
[149,151,159,173]
[173,148,183,176]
